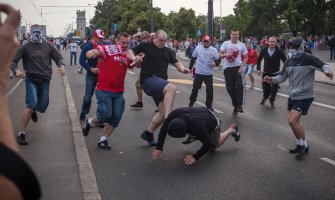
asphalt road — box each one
[8,50,335,200]
[64,52,335,200]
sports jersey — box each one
[192,45,219,75]
[96,44,132,92]
[220,40,247,68]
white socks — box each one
[99,136,107,142]
[18,132,25,136]
[297,138,308,147]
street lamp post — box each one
[208,0,214,42]
[150,0,154,33]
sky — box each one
[1,0,238,36]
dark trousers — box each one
[330,46,335,60]
[70,52,77,65]
[189,74,213,108]
[81,74,98,115]
[262,73,279,102]
[223,66,243,108]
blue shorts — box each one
[25,78,50,113]
[242,64,254,77]
[288,98,314,115]
[142,76,168,106]
[95,90,125,127]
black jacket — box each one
[257,46,287,75]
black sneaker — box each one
[182,134,198,144]
[17,133,28,145]
[130,101,143,108]
[233,108,238,116]
[260,98,266,105]
[207,107,214,112]
[79,113,86,121]
[31,111,38,123]
[82,119,91,136]
[295,145,306,160]
[270,101,275,109]
[140,130,157,146]
[231,124,240,142]
[98,140,111,150]
[238,106,243,113]
[188,102,194,107]
[289,145,309,154]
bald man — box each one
[127,30,190,146]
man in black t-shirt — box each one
[127,30,190,146]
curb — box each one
[62,74,102,200]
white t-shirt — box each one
[55,39,61,45]
[192,45,219,75]
[68,42,78,52]
[220,40,247,68]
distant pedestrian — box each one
[219,28,248,116]
[67,39,79,65]
[11,24,66,145]
[327,36,335,60]
[152,107,241,165]
[263,38,333,160]
[62,39,68,50]
[55,37,61,51]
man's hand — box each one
[151,150,162,160]
[238,66,244,75]
[257,70,261,75]
[210,62,216,68]
[182,68,190,74]
[15,69,25,79]
[86,49,99,59]
[263,76,273,83]
[184,155,196,165]
[0,4,20,81]
[58,67,65,76]
[325,72,333,80]
[90,67,99,74]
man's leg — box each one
[288,109,308,159]
[162,83,177,119]
[80,75,97,120]
[74,52,77,65]
[189,74,202,107]
[19,108,33,133]
[216,124,240,149]
[204,75,214,109]
[147,103,165,133]
[224,68,238,112]
[235,72,244,109]
[269,83,279,108]
[70,52,73,65]
[261,74,271,104]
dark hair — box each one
[231,28,239,33]
[117,32,130,40]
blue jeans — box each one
[70,52,77,65]
[95,90,125,127]
[81,74,98,115]
[25,78,50,113]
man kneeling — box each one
[151,107,241,165]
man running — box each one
[257,36,286,108]
[11,24,66,145]
[152,107,240,165]
[219,29,248,115]
[126,30,189,146]
[82,32,134,150]
[188,35,220,111]
[263,37,333,160]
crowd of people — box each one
[1,2,334,198]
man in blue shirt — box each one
[188,35,221,111]
[79,29,107,121]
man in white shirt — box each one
[219,29,248,115]
[67,39,79,65]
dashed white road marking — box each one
[320,158,335,166]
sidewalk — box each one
[177,50,335,86]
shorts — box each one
[287,98,314,115]
[209,119,222,151]
[135,78,142,88]
[142,76,168,106]
[25,78,50,113]
[242,64,254,77]
[95,90,125,127]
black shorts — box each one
[287,98,314,115]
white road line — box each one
[320,158,335,166]
[276,144,287,151]
[195,101,224,114]
[7,78,23,97]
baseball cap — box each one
[93,29,105,39]
[202,35,210,41]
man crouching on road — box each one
[151,107,241,165]
[82,32,137,150]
